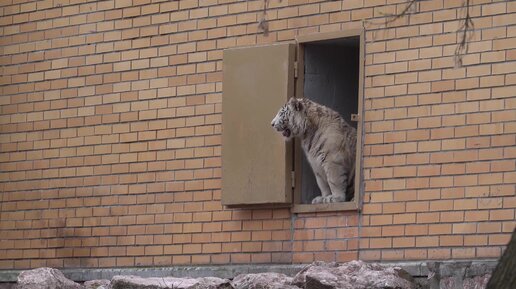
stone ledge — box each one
[0,260,497,283]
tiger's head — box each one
[271,97,306,141]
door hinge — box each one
[291,171,295,188]
[294,61,298,78]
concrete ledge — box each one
[0,260,497,283]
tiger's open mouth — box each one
[282,129,291,138]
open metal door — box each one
[221,43,295,206]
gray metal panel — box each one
[221,43,295,206]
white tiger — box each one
[271,98,356,203]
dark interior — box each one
[300,36,360,204]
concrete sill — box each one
[292,201,358,213]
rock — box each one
[231,272,301,289]
[463,274,491,289]
[84,279,110,289]
[441,274,491,289]
[440,276,460,289]
[292,260,416,289]
[110,275,231,289]
[16,267,84,289]
[292,261,340,286]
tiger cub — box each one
[271,98,356,203]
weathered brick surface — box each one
[0,0,514,269]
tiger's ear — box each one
[288,97,303,111]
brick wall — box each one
[0,0,514,269]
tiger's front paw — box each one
[311,196,324,204]
[322,195,346,203]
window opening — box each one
[294,33,362,211]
